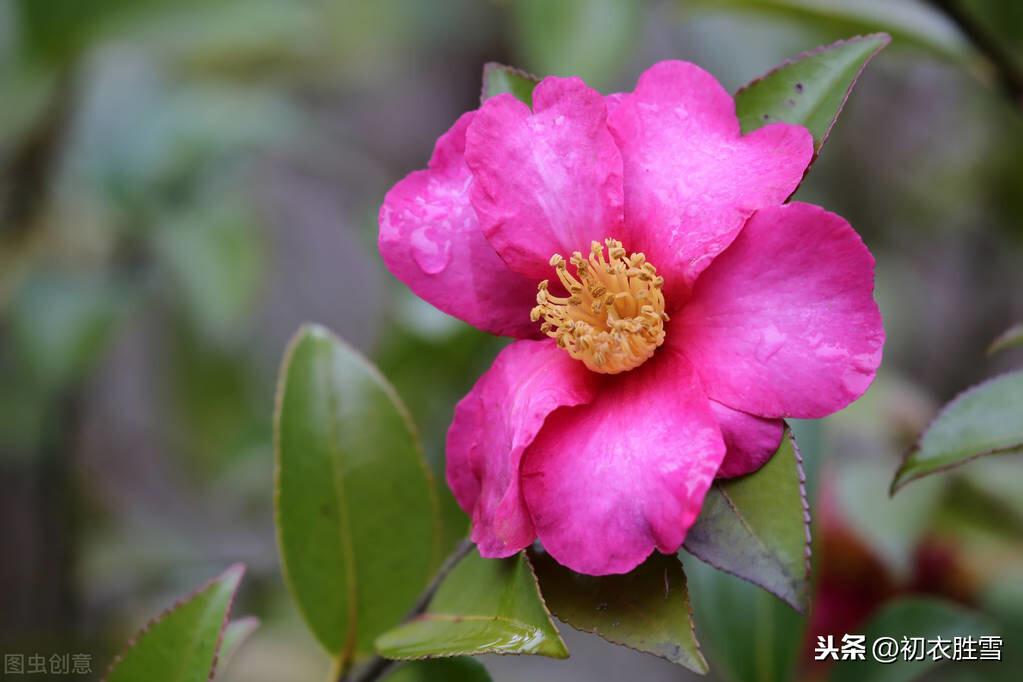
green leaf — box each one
[736,33,890,153]
[510,0,639,89]
[529,550,707,673]
[275,325,441,661]
[831,598,993,682]
[685,0,968,59]
[105,564,244,682]
[988,322,1023,355]
[683,427,811,613]
[384,658,491,682]
[892,370,1023,493]
[215,617,259,677]
[686,559,805,682]
[375,550,568,660]
[9,272,126,390]
[480,62,538,106]
[835,459,943,578]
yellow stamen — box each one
[531,238,668,374]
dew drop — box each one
[410,225,453,274]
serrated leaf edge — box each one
[891,369,1023,494]
[683,427,812,613]
[737,32,891,160]
[102,564,245,682]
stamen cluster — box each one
[531,238,668,374]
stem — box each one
[928,0,1023,109]
[338,538,475,682]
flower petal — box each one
[678,202,884,419]
[608,60,813,297]
[446,339,598,558]
[379,112,538,338]
[710,400,784,479]
[466,77,625,280]
[520,348,725,575]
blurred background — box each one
[2,1,1023,680]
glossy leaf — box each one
[831,598,993,682]
[375,550,568,660]
[988,322,1023,355]
[736,33,889,153]
[529,550,707,673]
[215,617,260,676]
[683,427,811,612]
[686,559,805,682]
[892,370,1023,493]
[105,564,244,682]
[481,62,539,106]
[685,0,967,59]
[384,658,491,682]
[275,325,440,660]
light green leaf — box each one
[9,273,125,390]
[275,325,440,662]
[892,370,1023,493]
[530,550,707,673]
[686,559,805,682]
[683,427,811,613]
[988,322,1023,355]
[215,617,259,677]
[685,0,968,59]
[156,196,264,343]
[481,62,538,106]
[375,550,568,660]
[736,33,890,152]
[510,0,639,89]
[831,598,993,682]
[384,658,491,682]
[105,564,244,682]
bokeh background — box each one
[2,1,1023,680]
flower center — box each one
[531,238,668,374]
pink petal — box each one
[608,61,813,297]
[677,202,884,419]
[379,112,538,338]
[520,348,725,575]
[710,400,784,479]
[465,77,625,280]
[446,339,598,558]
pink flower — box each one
[379,62,884,575]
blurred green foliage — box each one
[2,0,1023,681]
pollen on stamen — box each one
[530,238,668,374]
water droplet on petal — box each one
[411,225,452,274]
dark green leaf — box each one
[683,427,811,612]
[686,559,805,682]
[736,33,890,153]
[375,550,567,660]
[275,325,441,660]
[831,598,993,682]
[215,617,259,677]
[105,564,244,682]
[481,62,538,106]
[892,370,1023,493]
[988,322,1023,355]
[529,550,707,673]
[384,658,491,682]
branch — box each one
[0,70,77,233]
[928,0,1023,109]
[337,538,475,682]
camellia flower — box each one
[379,61,884,575]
